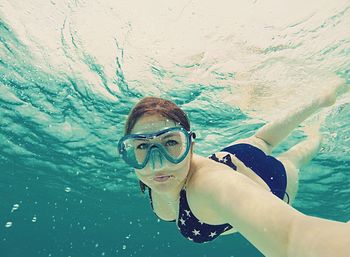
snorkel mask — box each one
[118,127,196,171]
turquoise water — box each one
[1,1,350,256]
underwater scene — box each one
[1,0,350,256]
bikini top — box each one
[176,187,233,243]
[148,183,233,243]
[148,187,233,243]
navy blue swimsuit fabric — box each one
[148,143,288,243]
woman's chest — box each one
[152,154,270,233]
[153,188,239,235]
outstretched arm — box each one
[288,215,350,257]
[195,154,350,257]
[254,77,346,149]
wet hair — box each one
[124,96,192,194]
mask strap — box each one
[191,132,196,140]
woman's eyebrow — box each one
[163,134,177,139]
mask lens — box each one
[119,138,150,168]
[159,130,187,159]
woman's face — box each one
[130,114,194,193]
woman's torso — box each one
[151,153,273,236]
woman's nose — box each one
[148,147,166,172]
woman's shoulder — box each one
[188,154,231,191]
[185,154,239,224]
[186,152,274,222]
[190,152,270,192]
[189,153,244,191]
[188,152,255,190]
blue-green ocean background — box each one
[1,1,350,256]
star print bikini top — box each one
[148,186,232,243]
[147,143,288,243]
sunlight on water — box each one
[0,0,349,256]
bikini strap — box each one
[147,187,154,210]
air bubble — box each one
[11,204,20,212]
[5,222,12,228]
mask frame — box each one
[118,127,196,169]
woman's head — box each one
[124,97,191,135]
[123,97,195,194]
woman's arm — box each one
[192,154,350,257]
[226,77,346,154]
[288,215,350,257]
[193,156,299,257]
[253,77,345,149]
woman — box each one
[118,82,349,257]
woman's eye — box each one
[166,140,178,146]
[136,143,148,149]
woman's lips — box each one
[153,175,173,182]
